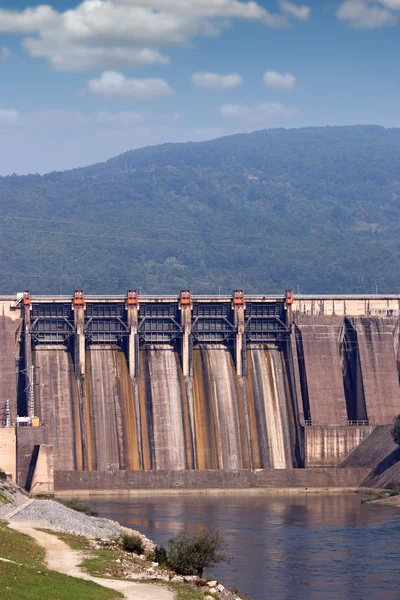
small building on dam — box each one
[0,290,399,492]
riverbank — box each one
[0,479,243,600]
[361,487,400,508]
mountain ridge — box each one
[0,124,399,295]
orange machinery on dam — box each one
[0,290,399,487]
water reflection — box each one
[88,493,400,600]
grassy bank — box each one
[41,529,227,600]
[362,488,400,503]
[0,521,122,600]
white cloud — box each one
[219,102,299,121]
[192,72,243,90]
[87,71,174,99]
[380,0,400,8]
[0,109,19,126]
[337,1,396,28]
[264,70,296,91]
[0,6,59,33]
[25,40,170,71]
[0,0,310,71]
[279,0,311,20]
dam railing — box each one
[304,420,371,427]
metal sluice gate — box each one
[20,289,294,379]
[24,290,292,347]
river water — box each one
[89,493,400,600]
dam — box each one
[0,290,399,491]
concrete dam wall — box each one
[33,344,298,472]
[0,291,399,488]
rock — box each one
[207,580,218,587]
[152,562,159,567]
[209,588,217,594]
[204,597,214,600]
[116,559,121,564]
[217,584,225,592]
[171,575,184,582]
[183,575,198,582]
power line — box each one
[0,214,263,242]
[0,225,257,249]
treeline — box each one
[0,124,399,294]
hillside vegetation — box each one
[1,124,400,295]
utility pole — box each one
[29,365,35,419]
[5,399,10,428]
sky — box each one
[0,0,400,174]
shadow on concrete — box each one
[25,444,39,492]
[369,447,400,477]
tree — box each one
[391,415,400,446]
[167,528,229,577]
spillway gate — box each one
[21,289,292,379]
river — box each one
[89,493,400,600]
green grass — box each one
[171,582,213,600]
[36,527,146,580]
[361,493,384,503]
[36,529,93,551]
[27,524,229,600]
[0,520,45,567]
[0,492,11,505]
[0,521,122,600]
[57,498,98,517]
[361,489,400,503]
[80,548,143,579]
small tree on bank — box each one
[391,415,400,446]
[168,528,229,577]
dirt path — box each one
[8,520,174,600]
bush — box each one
[58,498,98,517]
[148,545,169,566]
[0,468,7,481]
[391,415,400,446]
[168,528,229,577]
[120,533,144,555]
[388,488,400,497]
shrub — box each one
[167,528,229,577]
[58,498,98,517]
[388,488,400,497]
[0,468,7,481]
[0,492,11,504]
[120,533,144,555]
[391,415,400,446]
[148,545,169,566]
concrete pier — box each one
[233,290,246,377]
[127,291,139,379]
[23,292,34,418]
[179,290,193,377]
[73,290,86,379]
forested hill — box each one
[1,124,400,295]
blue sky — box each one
[0,0,400,174]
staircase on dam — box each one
[0,290,399,483]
